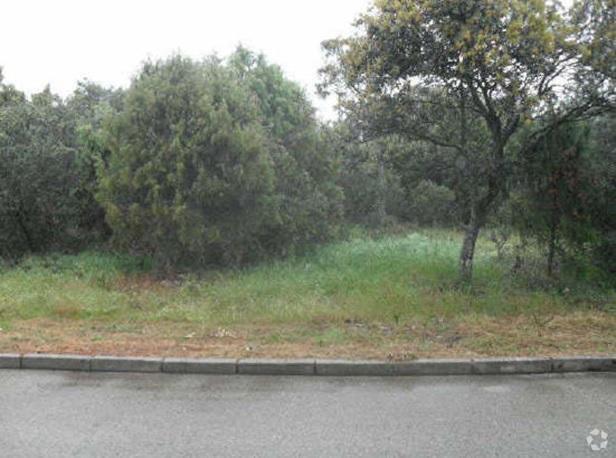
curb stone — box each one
[399,359,473,376]
[163,358,237,374]
[22,354,90,371]
[315,360,398,376]
[91,356,162,373]
[551,356,616,373]
[315,359,473,376]
[0,354,614,376]
[0,354,21,369]
[471,357,552,375]
[238,359,315,375]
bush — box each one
[97,52,342,268]
[0,86,95,259]
[229,48,343,253]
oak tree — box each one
[321,0,613,280]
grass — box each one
[0,229,614,359]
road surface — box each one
[0,370,614,457]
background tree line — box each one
[1,49,344,269]
[1,0,614,284]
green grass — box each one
[0,229,612,329]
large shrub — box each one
[228,48,343,253]
[0,82,96,259]
[97,52,342,268]
[66,81,124,241]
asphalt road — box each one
[0,371,613,457]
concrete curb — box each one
[91,356,162,373]
[0,353,21,369]
[22,354,91,372]
[315,359,474,376]
[471,357,553,375]
[0,354,614,376]
[238,359,315,375]
[163,358,237,374]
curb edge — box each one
[1,354,614,376]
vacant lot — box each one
[0,230,614,359]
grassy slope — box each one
[0,230,614,359]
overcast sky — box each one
[0,0,372,119]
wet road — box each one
[0,370,614,457]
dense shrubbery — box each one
[584,116,616,274]
[97,51,342,268]
[0,76,110,260]
[0,35,613,281]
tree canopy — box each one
[321,0,614,280]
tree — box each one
[570,0,615,97]
[584,114,616,274]
[513,122,592,276]
[321,0,613,281]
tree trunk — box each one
[457,143,503,283]
[459,208,483,283]
[15,209,35,253]
[459,224,480,282]
[375,152,387,227]
[457,86,479,283]
[547,216,559,277]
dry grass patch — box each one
[1,311,613,360]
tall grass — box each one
[0,230,612,330]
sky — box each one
[0,0,372,120]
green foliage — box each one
[0,11,611,291]
[578,115,616,273]
[228,47,343,253]
[327,125,405,226]
[320,0,613,280]
[98,51,342,268]
[0,83,90,259]
[493,116,616,278]
[66,81,124,241]
[407,180,456,226]
[98,55,276,267]
[510,122,592,275]
[389,139,464,225]
[570,0,615,103]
